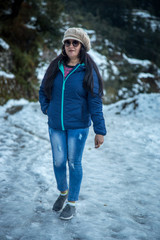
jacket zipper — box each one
[61,64,80,130]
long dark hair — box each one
[43,44,104,99]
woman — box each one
[39,27,106,220]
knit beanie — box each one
[62,27,91,52]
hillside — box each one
[0,0,160,104]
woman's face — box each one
[64,39,81,60]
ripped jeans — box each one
[48,127,89,201]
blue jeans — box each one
[49,127,89,201]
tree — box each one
[0,0,64,104]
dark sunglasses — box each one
[64,40,80,47]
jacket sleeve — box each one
[39,74,50,115]
[87,69,107,135]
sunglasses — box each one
[64,40,80,47]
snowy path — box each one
[0,94,160,240]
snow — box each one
[138,73,154,79]
[89,49,109,80]
[137,73,157,91]
[123,54,151,67]
[132,10,153,19]
[24,24,36,30]
[31,17,37,22]
[36,62,49,82]
[85,30,96,42]
[0,93,160,239]
[0,70,15,79]
[155,80,160,89]
[0,38,10,50]
[118,88,130,99]
[109,60,119,75]
[85,30,95,35]
[149,20,160,32]
[90,34,96,42]
[132,9,160,32]
[89,49,106,66]
[36,48,61,82]
[105,39,115,48]
[132,84,143,94]
[119,76,128,81]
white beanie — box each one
[62,27,91,52]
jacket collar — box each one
[58,61,85,74]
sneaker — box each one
[59,204,76,220]
[52,194,68,212]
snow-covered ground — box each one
[0,93,160,240]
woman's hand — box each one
[94,134,104,148]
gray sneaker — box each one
[52,194,68,212]
[59,204,76,220]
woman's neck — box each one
[67,58,80,66]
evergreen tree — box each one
[0,0,64,104]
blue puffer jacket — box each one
[39,62,106,135]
